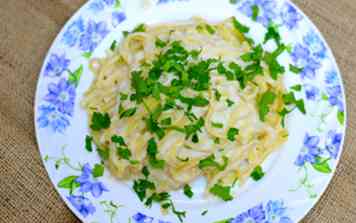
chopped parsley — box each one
[205,24,216,34]
[120,107,137,118]
[214,89,222,101]
[290,84,302,92]
[278,107,291,127]
[201,210,208,216]
[258,91,277,121]
[177,156,189,162]
[97,148,109,160]
[110,40,117,51]
[251,5,259,21]
[226,99,235,107]
[289,64,304,74]
[264,24,281,46]
[209,184,233,201]
[147,138,166,169]
[227,128,239,141]
[183,184,194,198]
[111,135,127,146]
[90,112,111,131]
[232,17,250,33]
[250,165,265,181]
[117,146,132,160]
[142,166,150,178]
[282,92,306,114]
[92,164,104,178]
[211,122,224,128]
[133,178,155,201]
[214,137,221,144]
[85,135,93,152]
[132,23,146,33]
[198,154,228,171]
[160,117,172,126]
[155,38,167,48]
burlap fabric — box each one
[0,0,355,222]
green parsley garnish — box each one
[160,117,172,126]
[85,135,93,152]
[250,165,265,181]
[120,93,128,101]
[142,166,150,178]
[289,64,304,74]
[117,146,132,160]
[201,210,208,216]
[209,183,233,201]
[120,107,137,118]
[183,184,194,198]
[92,164,104,178]
[227,128,239,141]
[211,122,224,128]
[278,107,291,127]
[232,17,250,33]
[147,138,166,169]
[214,137,221,144]
[258,91,277,121]
[90,112,111,131]
[283,92,306,114]
[205,24,216,34]
[110,40,117,51]
[198,154,228,171]
[226,99,235,107]
[290,84,302,92]
[97,148,109,160]
[111,135,127,146]
[132,23,146,33]
[214,89,222,101]
[251,5,259,21]
[229,0,238,4]
[133,178,156,201]
[155,38,167,48]
[264,24,281,46]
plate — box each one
[34,0,347,222]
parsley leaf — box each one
[155,38,167,48]
[282,92,306,114]
[214,89,222,101]
[85,135,93,152]
[227,128,239,141]
[147,138,166,169]
[226,99,235,107]
[92,164,104,178]
[211,122,224,128]
[251,5,259,21]
[133,178,155,201]
[111,135,127,146]
[290,84,302,92]
[142,166,150,178]
[258,91,277,121]
[205,24,216,34]
[97,148,109,160]
[110,40,117,51]
[264,24,281,46]
[250,165,265,181]
[160,117,172,126]
[90,112,111,131]
[120,107,137,118]
[117,146,132,160]
[209,184,233,201]
[183,117,205,142]
[179,95,209,107]
[183,184,194,198]
[278,107,291,127]
[198,155,228,171]
[289,64,304,74]
[132,23,146,33]
[232,17,250,33]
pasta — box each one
[81,17,288,198]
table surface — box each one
[0,0,355,222]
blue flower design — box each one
[67,195,96,217]
[326,85,344,112]
[62,18,85,47]
[325,70,339,85]
[157,0,189,4]
[112,12,126,27]
[79,20,109,52]
[295,133,322,166]
[231,204,266,223]
[326,130,342,159]
[304,84,320,101]
[265,200,292,223]
[44,78,76,116]
[238,0,277,27]
[132,212,154,223]
[44,54,70,77]
[89,0,115,12]
[303,32,327,60]
[280,3,302,30]
[75,163,109,198]
[37,105,70,133]
[291,44,321,80]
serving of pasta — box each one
[81,17,294,206]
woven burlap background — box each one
[0,0,355,222]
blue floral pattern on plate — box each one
[36,0,346,222]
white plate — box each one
[35,0,347,222]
